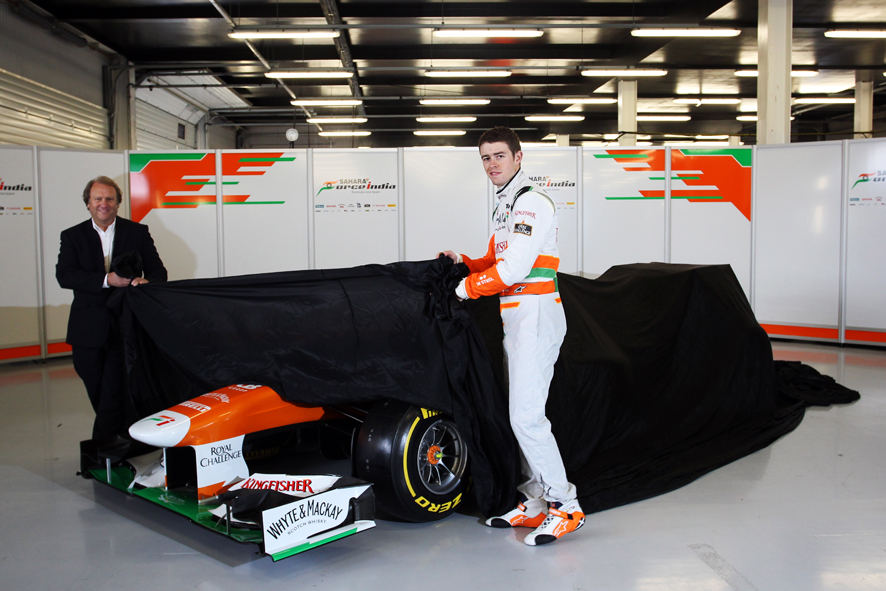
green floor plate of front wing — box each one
[88,466,262,544]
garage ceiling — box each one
[19,0,886,147]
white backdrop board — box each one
[582,148,666,277]
[220,150,310,276]
[312,149,400,268]
[524,148,580,275]
[844,138,886,345]
[129,151,220,281]
[403,148,489,262]
[669,148,753,296]
[38,147,126,354]
[753,142,843,341]
[0,145,40,360]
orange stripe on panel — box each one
[760,324,839,340]
[845,329,886,344]
[0,345,41,361]
[500,302,521,311]
[47,343,72,354]
[555,297,561,304]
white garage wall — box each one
[6,141,886,364]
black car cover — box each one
[111,259,858,517]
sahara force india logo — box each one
[316,178,396,196]
[597,148,753,221]
[528,176,576,189]
[851,170,886,189]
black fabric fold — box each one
[111,260,858,518]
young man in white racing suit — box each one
[442,127,584,546]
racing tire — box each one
[354,400,469,522]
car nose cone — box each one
[129,410,191,447]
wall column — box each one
[757,0,792,145]
[854,71,874,139]
[618,79,638,146]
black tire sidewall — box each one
[355,400,468,522]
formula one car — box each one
[80,384,469,560]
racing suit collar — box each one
[495,166,524,197]
[495,168,527,200]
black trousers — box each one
[72,333,126,441]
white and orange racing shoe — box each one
[485,496,548,528]
[523,499,585,546]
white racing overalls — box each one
[455,169,576,504]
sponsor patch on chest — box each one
[514,223,533,236]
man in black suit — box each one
[56,176,167,443]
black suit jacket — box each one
[57,216,167,347]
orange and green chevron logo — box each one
[317,181,338,196]
[129,152,296,222]
[851,173,875,189]
[596,148,753,221]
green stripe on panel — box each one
[130,153,208,173]
[678,149,752,167]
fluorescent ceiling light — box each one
[696,135,730,140]
[824,30,886,39]
[425,70,511,78]
[415,116,477,123]
[666,141,730,146]
[734,70,819,77]
[306,117,367,124]
[318,131,371,137]
[433,29,543,38]
[794,97,855,104]
[525,115,586,122]
[631,28,740,37]
[419,99,490,106]
[637,115,692,122]
[581,69,668,77]
[736,115,795,121]
[522,142,556,147]
[413,130,467,136]
[267,71,353,79]
[291,99,363,107]
[547,97,617,105]
[229,30,340,40]
[673,98,742,105]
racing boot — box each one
[523,499,585,546]
[485,496,548,528]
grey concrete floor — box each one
[0,341,883,591]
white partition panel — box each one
[38,147,125,354]
[524,148,580,275]
[0,146,40,361]
[754,142,843,341]
[669,148,753,296]
[220,150,309,276]
[845,138,886,345]
[403,148,488,261]
[312,149,400,268]
[129,151,219,281]
[582,148,666,277]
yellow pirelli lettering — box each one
[420,408,441,420]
